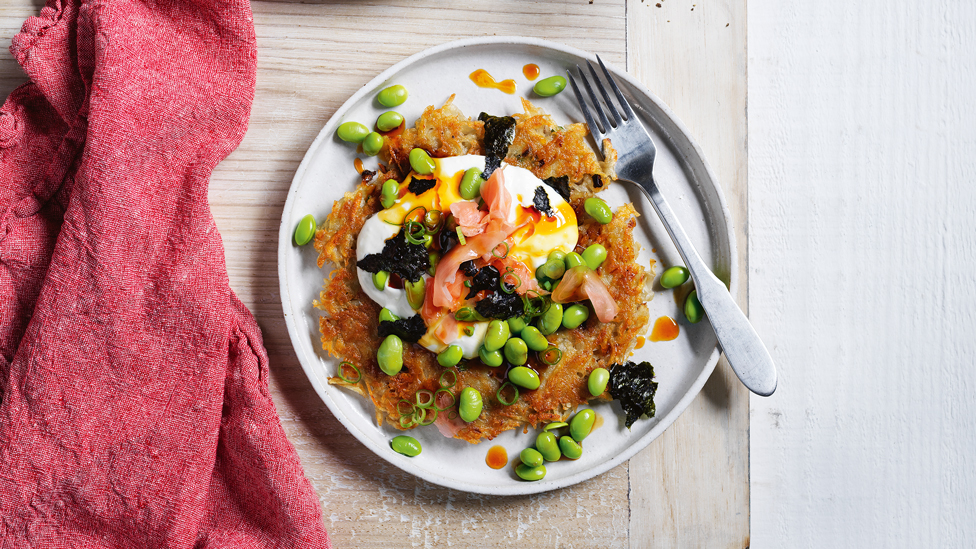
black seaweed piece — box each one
[378,315,427,343]
[466,265,500,299]
[593,174,603,188]
[460,260,479,277]
[356,229,430,283]
[479,112,517,178]
[408,176,436,196]
[608,361,658,428]
[475,291,523,319]
[532,186,555,217]
[438,227,458,254]
[543,175,571,202]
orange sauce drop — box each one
[523,63,541,80]
[635,336,646,349]
[592,412,604,430]
[353,157,364,174]
[470,69,517,94]
[650,316,680,342]
[486,445,508,469]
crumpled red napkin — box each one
[0,0,331,546]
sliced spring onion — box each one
[397,399,415,417]
[415,389,435,408]
[501,267,521,294]
[497,382,519,406]
[491,241,510,259]
[404,220,426,244]
[439,369,457,388]
[418,408,438,426]
[337,361,362,383]
[456,226,466,246]
[541,345,562,366]
[434,388,456,411]
[405,205,427,225]
[399,415,417,429]
[454,307,478,322]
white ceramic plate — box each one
[279,37,735,495]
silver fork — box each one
[568,57,777,397]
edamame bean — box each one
[548,250,567,263]
[581,243,607,270]
[584,197,613,224]
[437,345,463,367]
[587,367,610,396]
[459,168,484,200]
[516,463,547,481]
[564,252,585,269]
[379,308,399,323]
[404,278,425,310]
[409,148,435,175]
[337,121,369,143]
[544,421,568,431]
[390,435,422,457]
[561,304,589,329]
[508,366,540,390]
[362,132,384,156]
[377,334,403,376]
[559,436,583,460]
[520,447,544,468]
[541,259,565,280]
[458,387,483,422]
[422,234,433,248]
[381,179,398,208]
[520,326,549,352]
[376,111,404,132]
[684,289,704,324]
[377,84,408,107]
[533,75,567,97]
[535,431,561,461]
[535,264,548,283]
[538,302,563,336]
[479,346,504,367]
[294,214,316,246]
[484,319,511,352]
[504,338,529,365]
[507,316,527,335]
[570,409,596,441]
[660,266,690,289]
[428,251,440,276]
[372,270,389,291]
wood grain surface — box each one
[0,1,749,547]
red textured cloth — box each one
[0,1,331,547]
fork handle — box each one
[638,175,778,396]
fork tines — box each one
[567,55,634,138]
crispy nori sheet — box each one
[543,175,571,201]
[378,315,427,343]
[407,175,436,196]
[532,186,555,217]
[466,265,501,299]
[479,112,516,178]
[608,361,658,428]
[356,229,430,283]
[475,290,523,319]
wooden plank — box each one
[627,1,751,548]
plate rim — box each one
[277,36,737,495]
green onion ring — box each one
[501,267,521,294]
[497,382,519,406]
[405,205,427,225]
[433,389,456,411]
[337,361,361,383]
[454,307,478,322]
[418,408,438,426]
[404,220,427,245]
[439,369,457,388]
[448,410,459,421]
[414,406,428,424]
[491,241,510,259]
[415,389,435,408]
[399,415,417,429]
[396,399,415,417]
[541,345,562,366]
[456,226,467,246]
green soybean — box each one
[533,75,567,97]
[459,168,484,200]
[372,270,389,291]
[544,421,568,431]
[390,435,422,457]
[377,334,403,376]
[559,436,583,460]
[535,431,561,461]
[684,289,705,324]
[458,387,483,422]
[587,367,610,396]
[504,338,529,365]
[404,278,426,310]
[584,197,613,224]
[520,447,544,468]
[379,308,399,323]
[538,302,563,336]
[381,179,399,208]
[484,319,511,352]
[479,346,504,367]
[294,214,316,246]
[376,111,404,132]
[508,366,540,390]
[507,316,527,335]
[661,266,690,289]
[428,251,440,276]
[581,244,607,270]
[561,304,589,329]
[535,264,548,283]
[409,148,435,175]
[564,252,585,270]
[516,463,547,481]
[548,250,567,263]
[377,84,408,107]
[437,345,463,367]
[541,259,565,280]
[570,409,596,441]
[337,121,369,143]
[520,326,549,352]
[362,132,384,156]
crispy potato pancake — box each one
[313,98,649,443]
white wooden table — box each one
[1,2,750,546]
